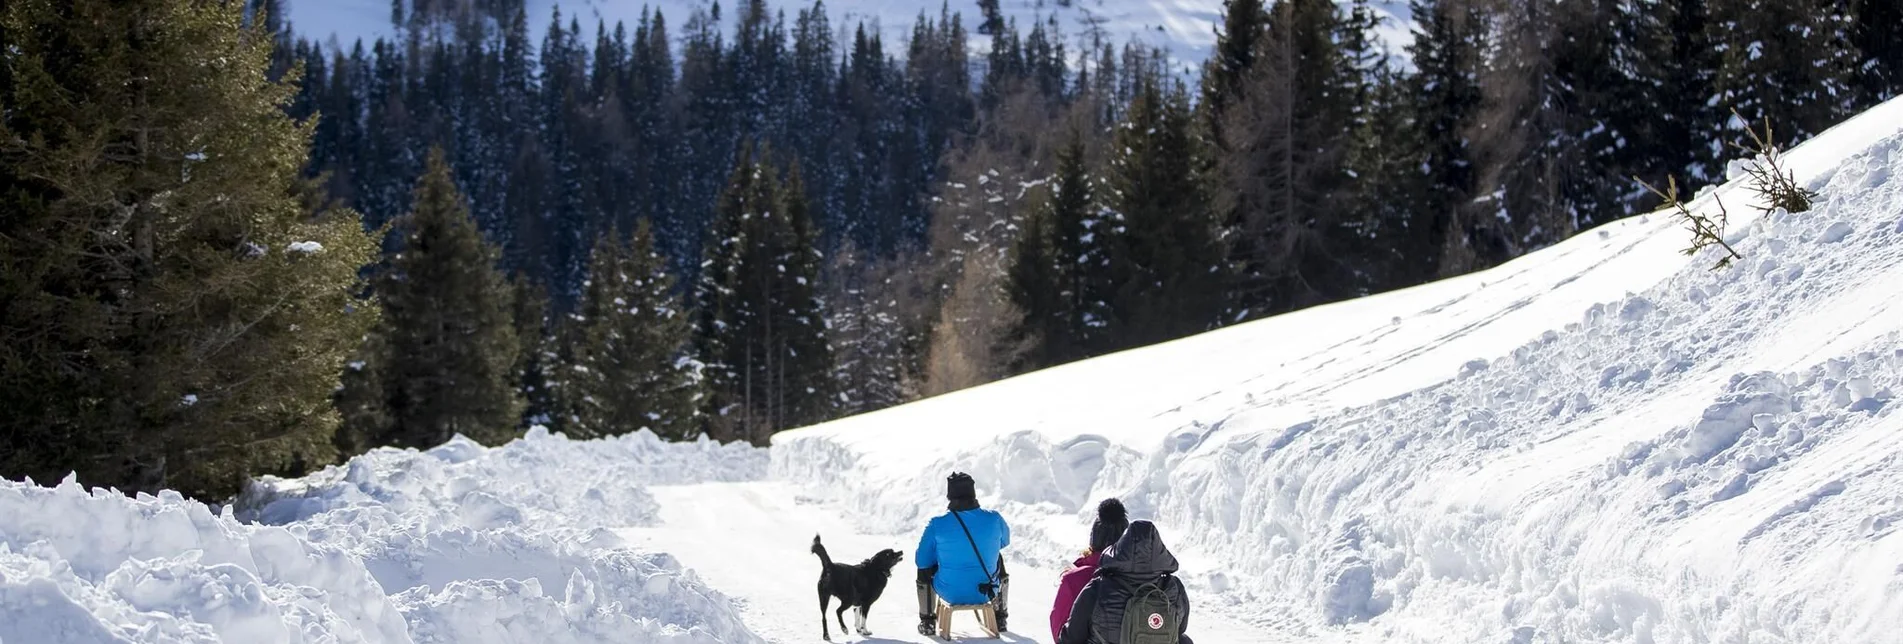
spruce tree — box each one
[1102,80,1225,350]
[977,0,1006,36]
[0,0,380,499]
[374,149,524,449]
[567,221,705,440]
[1201,0,1268,143]
[1624,0,1721,191]
[511,274,559,430]
[1707,0,1861,145]
[1853,0,1902,103]
[1216,0,1370,317]
[823,244,926,414]
[695,146,832,443]
[1404,0,1486,279]
[1007,132,1105,371]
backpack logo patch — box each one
[1147,613,1164,630]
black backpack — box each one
[1117,575,1181,644]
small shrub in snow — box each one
[1635,174,1744,270]
[1729,109,1819,216]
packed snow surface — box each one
[771,95,1903,643]
[285,0,1417,71]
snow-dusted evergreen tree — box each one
[539,8,592,302]
[1464,0,1634,267]
[367,149,524,450]
[0,0,381,499]
[1214,0,1374,317]
[1620,0,1722,190]
[1404,0,1486,279]
[1007,132,1112,371]
[823,242,928,414]
[564,221,704,440]
[1706,0,1861,146]
[1852,0,1902,103]
[1339,1,1424,294]
[510,274,559,431]
[1200,0,1269,149]
[977,0,1005,35]
[694,146,833,443]
[1102,78,1225,349]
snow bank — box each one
[235,427,768,644]
[773,97,1903,642]
[2,428,769,644]
[0,475,409,644]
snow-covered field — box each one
[284,0,1417,71]
[6,87,1903,644]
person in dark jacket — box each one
[1051,498,1130,642]
[1056,520,1193,644]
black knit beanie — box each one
[947,472,978,510]
[1089,498,1129,553]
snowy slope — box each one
[771,97,1903,642]
[284,0,1417,71]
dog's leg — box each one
[837,604,849,634]
[856,606,872,636]
[818,584,831,641]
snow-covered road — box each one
[621,482,1289,644]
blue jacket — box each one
[917,507,1010,605]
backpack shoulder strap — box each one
[950,510,997,588]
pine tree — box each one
[1403,0,1486,279]
[977,0,1005,36]
[567,221,705,440]
[1464,0,1633,263]
[1007,132,1105,371]
[1707,0,1861,146]
[0,0,380,499]
[1201,0,1268,143]
[510,274,559,430]
[695,145,834,443]
[1102,79,1225,350]
[1216,0,1370,317]
[1624,0,1722,192]
[374,149,524,449]
[1852,0,1902,103]
[823,242,927,414]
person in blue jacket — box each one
[915,472,1011,636]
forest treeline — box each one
[2,0,1896,500]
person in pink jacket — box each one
[1051,497,1130,642]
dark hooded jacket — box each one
[1056,521,1193,644]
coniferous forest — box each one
[2,0,1898,500]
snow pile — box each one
[0,475,409,644]
[1,428,768,644]
[235,427,767,644]
[773,96,1903,643]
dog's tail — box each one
[811,534,834,569]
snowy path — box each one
[620,482,1290,644]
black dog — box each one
[812,534,904,641]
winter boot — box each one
[993,574,1010,632]
[916,582,938,636]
